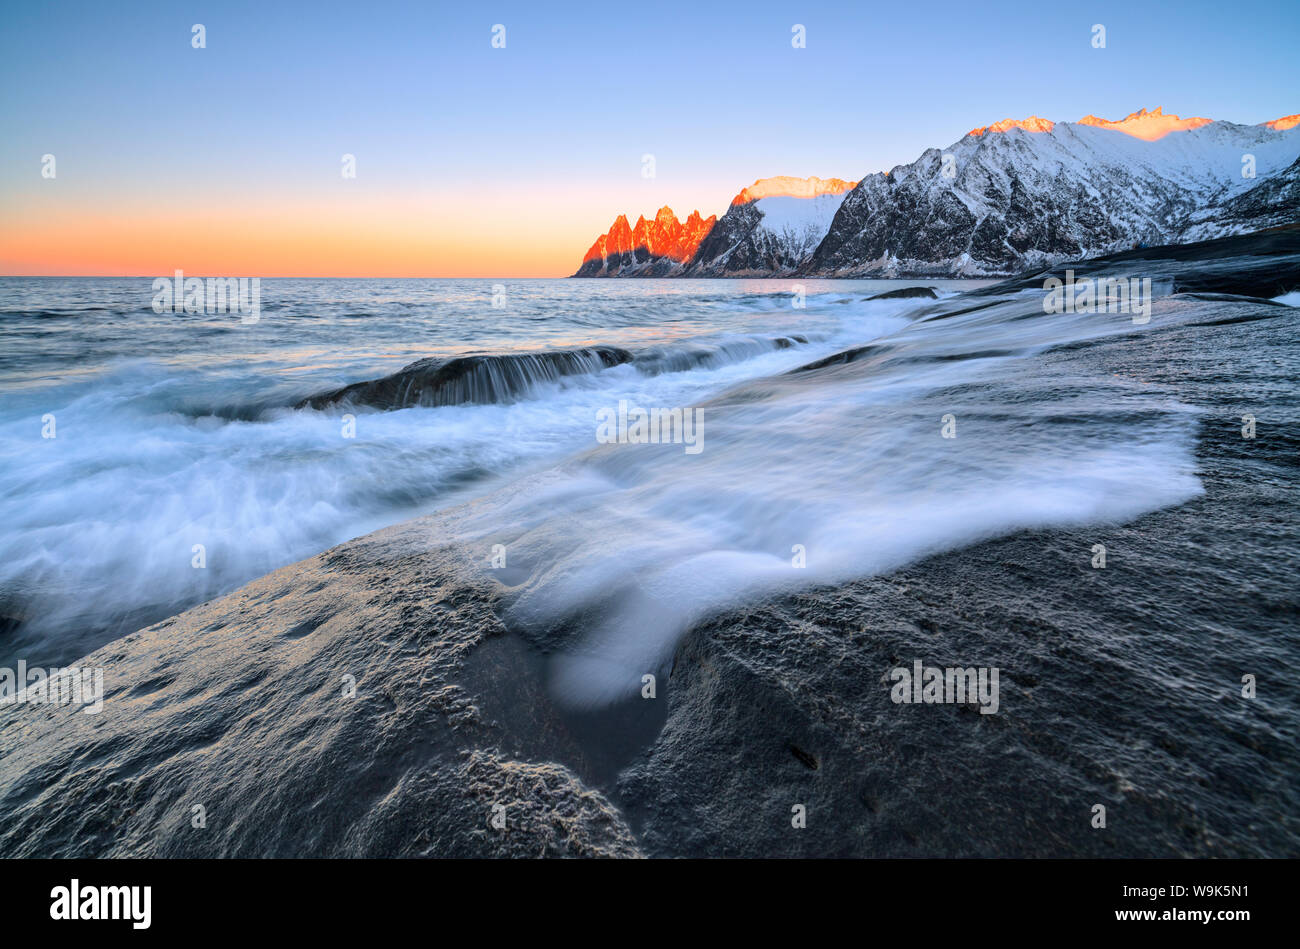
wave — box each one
[296,346,634,410]
[0,310,906,667]
[295,334,822,411]
[630,334,810,376]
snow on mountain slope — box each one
[731,176,856,205]
[1179,156,1300,241]
[753,195,849,255]
[681,190,852,276]
[1077,106,1213,140]
[805,112,1300,277]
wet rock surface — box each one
[0,523,640,857]
[971,227,1300,299]
[617,268,1300,857]
[867,286,939,300]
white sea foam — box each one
[3,275,1200,686]
[454,292,1205,707]
[0,281,920,664]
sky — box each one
[1,0,1297,277]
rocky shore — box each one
[4,233,1298,858]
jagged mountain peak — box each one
[968,116,1056,136]
[967,108,1218,141]
[575,206,718,276]
[1076,107,1213,140]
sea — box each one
[2,266,1298,856]
[1,276,983,666]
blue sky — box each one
[2,0,1297,274]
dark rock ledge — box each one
[0,517,640,858]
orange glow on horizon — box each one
[0,185,691,278]
[1,202,570,278]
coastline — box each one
[3,236,1298,858]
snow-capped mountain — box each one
[807,109,1300,276]
[682,179,856,276]
[573,177,852,277]
[571,109,1300,278]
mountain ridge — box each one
[572,110,1300,278]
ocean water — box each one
[448,286,1209,706]
[4,267,1299,857]
[0,276,984,666]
